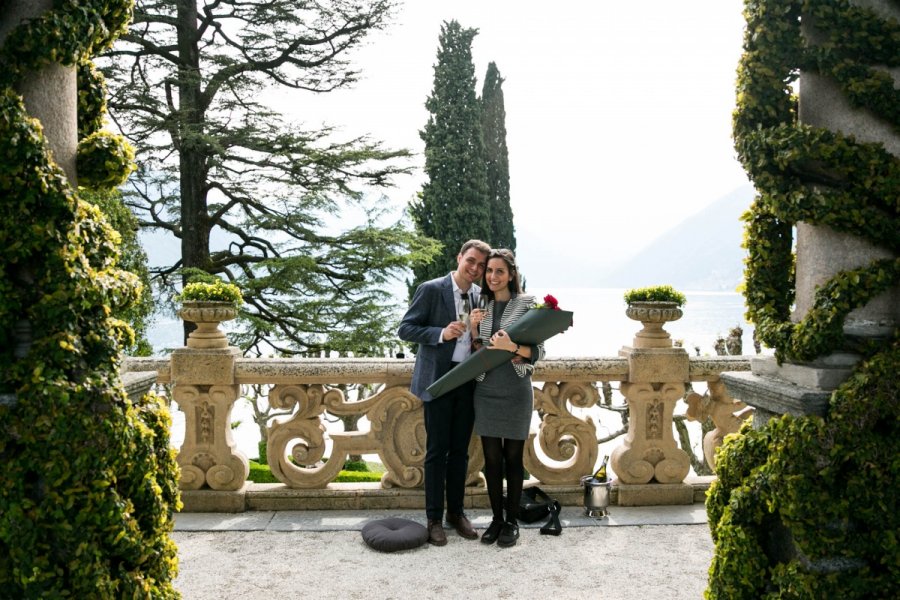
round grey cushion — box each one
[361,517,429,553]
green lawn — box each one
[248,459,385,483]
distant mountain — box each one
[598,185,754,291]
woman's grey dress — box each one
[473,301,535,440]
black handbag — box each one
[517,486,553,523]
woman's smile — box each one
[485,258,511,293]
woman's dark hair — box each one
[483,248,523,301]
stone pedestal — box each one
[720,364,832,427]
[611,304,692,504]
[617,482,694,506]
[121,370,158,404]
[171,345,248,491]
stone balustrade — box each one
[124,352,751,508]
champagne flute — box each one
[472,293,487,339]
[458,295,471,329]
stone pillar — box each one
[611,304,694,506]
[0,0,78,183]
[0,1,78,407]
[793,0,899,343]
[723,0,900,424]
[171,332,248,492]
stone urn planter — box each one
[178,301,238,349]
[625,301,683,349]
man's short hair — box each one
[459,239,491,256]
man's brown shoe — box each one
[446,512,478,540]
[427,519,448,546]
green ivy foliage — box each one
[623,285,687,306]
[733,0,900,364]
[77,129,136,189]
[84,187,155,356]
[0,1,180,597]
[177,280,244,307]
[707,339,899,599]
[77,59,107,138]
[709,1,900,597]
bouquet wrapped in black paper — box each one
[426,295,573,399]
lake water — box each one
[158,288,760,468]
[151,287,755,357]
[523,287,753,357]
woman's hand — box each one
[489,329,528,363]
[470,308,485,333]
[488,329,515,352]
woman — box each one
[469,249,545,547]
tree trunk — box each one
[176,0,210,343]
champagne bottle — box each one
[592,455,609,482]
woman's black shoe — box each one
[497,521,519,547]
[540,501,563,536]
[481,519,504,545]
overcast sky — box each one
[273,1,752,286]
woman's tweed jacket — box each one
[475,294,545,381]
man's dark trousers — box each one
[423,378,475,521]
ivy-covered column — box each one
[722,0,900,422]
[707,1,899,597]
[0,0,77,181]
[791,1,899,354]
[0,0,77,371]
[0,1,180,595]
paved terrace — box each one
[127,329,737,597]
[173,504,713,599]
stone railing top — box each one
[687,355,752,380]
[124,354,751,385]
[120,370,158,403]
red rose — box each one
[543,294,559,310]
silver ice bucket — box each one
[581,476,612,517]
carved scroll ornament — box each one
[524,381,599,485]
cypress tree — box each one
[410,20,490,292]
[481,62,515,252]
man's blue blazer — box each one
[398,274,480,403]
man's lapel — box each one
[441,274,456,323]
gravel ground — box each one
[174,524,713,599]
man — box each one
[398,239,490,545]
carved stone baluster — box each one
[612,303,693,504]
[267,383,434,490]
[174,384,247,490]
[267,384,343,488]
[365,386,428,488]
[612,381,690,484]
[524,381,598,484]
[685,378,753,471]
[171,311,247,491]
